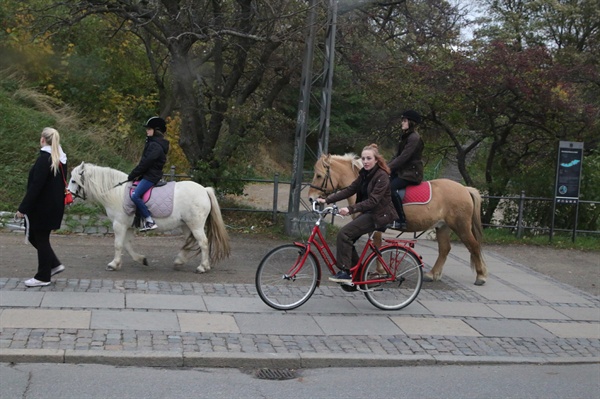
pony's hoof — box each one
[173,263,184,271]
[423,273,434,282]
[474,278,486,286]
[195,267,207,274]
[143,258,148,266]
[106,265,118,271]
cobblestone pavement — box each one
[1,237,598,368]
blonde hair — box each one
[42,127,61,175]
[362,143,391,175]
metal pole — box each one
[272,173,279,223]
[573,200,580,242]
[286,0,318,233]
[517,190,525,238]
[317,0,338,158]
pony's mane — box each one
[331,153,362,171]
[79,163,128,205]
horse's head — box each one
[68,162,87,200]
[308,153,363,202]
[307,155,334,202]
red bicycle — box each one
[255,201,424,311]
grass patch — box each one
[483,228,599,251]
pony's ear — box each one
[323,154,331,166]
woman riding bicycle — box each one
[317,143,398,282]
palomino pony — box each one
[308,154,487,285]
[67,162,230,273]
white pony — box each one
[67,162,230,273]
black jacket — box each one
[128,136,170,184]
[18,151,66,230]
[325,165,398,229]
[388,130,424,183]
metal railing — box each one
[165,167,599,237]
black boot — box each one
[389,191,408,230]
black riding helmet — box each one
[143,117,167,133]
[401,110,422,124]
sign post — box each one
[550,141,584,242]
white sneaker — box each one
[139,221,158,232]
[51,265,65,276]
[24,278,51,287]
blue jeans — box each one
[131,179,154,219]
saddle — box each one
[123,180,176,219]
[395,181,432,205]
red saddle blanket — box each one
[123,182,176,218]
[402,181,432,205]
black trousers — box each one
[335,213,375,271]
[28,229,62,282]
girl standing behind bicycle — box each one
[317,144,398,282]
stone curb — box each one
[1,349,598,368]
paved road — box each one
[1,231,598,368]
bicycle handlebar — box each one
[311,198,342,217]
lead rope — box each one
[23,214,30,244]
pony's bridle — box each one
[309,160,335,196]
[71,169,87,200]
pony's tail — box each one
[205,187,231,264]
[467,186,484,244]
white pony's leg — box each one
[173,225,192,270]
[123,228,147,266]
[107,222,126,271]
[192,227,210,273]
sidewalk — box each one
[1,240,598,368]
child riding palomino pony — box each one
[307,154,487,286]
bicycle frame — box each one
[256,201,425,311]
[288,203,423,288]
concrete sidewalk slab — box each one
[0,309,90,329]
[90,310,179,331]
[233,313,324,335]
[391,316,482,337]
[488,304,571,320]
[127,293,206,311]
[204,296,274,313]
[0,291,44,307]
[465,319,557,338]
[420,301,502,318]
[519,284,592,304]
[348,298,431,315]
[178,313,239,333]
[42,292,124,309]
[314,315,403,336]
[553,306,600,321]
[535,322,600,339]
[471,284,534,301]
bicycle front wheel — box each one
[255,244,319,310]
[361,246,423,310]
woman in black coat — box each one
[387,110,425,230]
[317,144,398,282]
[16,128,68,287]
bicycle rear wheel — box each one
[361,246,423,310]
[255,244,319,310]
